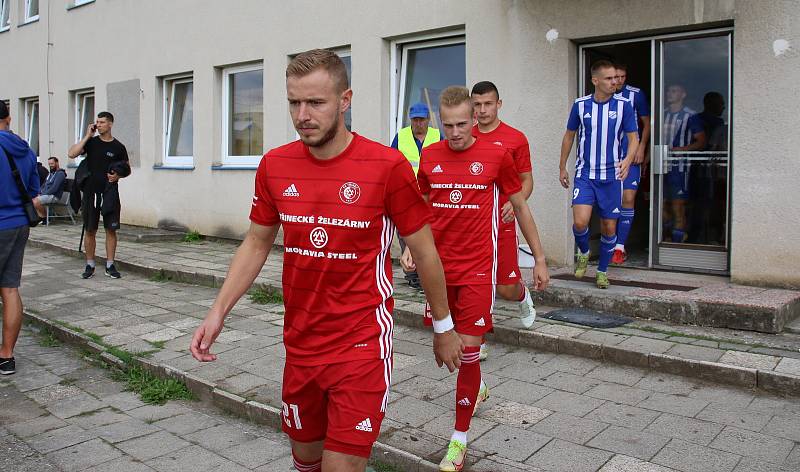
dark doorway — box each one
[582,41,652,268]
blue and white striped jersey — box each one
[663,107,703,148]
[615,84,650,155]
[567,94,638,181]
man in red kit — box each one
[471,81,549,361]
[402,86,549,471]
[190,49,461,472]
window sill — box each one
[67,0,95,11]
[0,26,10,33]
[19,17,39,27]
[153,164,195,171]
[211,165,258,171]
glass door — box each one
[651,33,731,272]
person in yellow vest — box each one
[391,102,441,289]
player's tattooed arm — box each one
[191,222,279,362]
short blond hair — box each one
[286,49,349,93]
[439,86,471,108]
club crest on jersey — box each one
[449,190,463,204]
[339,182,361,204]
[609,111,617,119]
[309,226,329,249]
[469,162,484,175]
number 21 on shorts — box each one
[573,188,580,200]
[282,402,302,429]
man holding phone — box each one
[68,111,130,279]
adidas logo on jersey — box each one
[612,208,620,214]
[583,113,591,118]
[509,271,517,278]
[355,418,373,432]
[283,184,300,197]
[457,397,472,407]
[432,164,443,173]
[474,317,486,327]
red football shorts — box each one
[281,357,392,458]
[496,224,522,286]
[447,284,494,336]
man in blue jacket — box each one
[38,157,67,205]
[0,101,41,375]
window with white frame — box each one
[24,0,38,22]
[222,63,263,166]
[72,89,94,163]
[163,75,193,166]
[392,34,465,139]
[23,98,39,156]
[71,0,94,7]
[0,0,11,31]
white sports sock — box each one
[106,260,114,269]
[87,260,96,268]
[614,243,625,251]
[451,430,468,446]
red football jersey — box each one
[473,122,532,231]
[250,133,431,366]
[417,138,521,285]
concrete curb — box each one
[539,285,795,334]
[28,238,800,397]
[22,312,439,472]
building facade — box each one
[1,0,798,287]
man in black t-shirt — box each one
[68,111,130,279]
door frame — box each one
[578,27,733,274]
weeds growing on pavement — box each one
[85,332,104,344]
[149,269,173,283]
[37,327,61,347]
[368,461,405,472]
[146,340,167,350]
[40,319,192,405]
[182,230,203,243]
[114,365,194,405]
[249,286,283,304]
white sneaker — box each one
[473,382,490,416]
[519,286,537,328]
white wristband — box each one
[432,314,454,334]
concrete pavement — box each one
[8,244,800,471]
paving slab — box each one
[651,438,740,472]
[12,243,800,471]
[526,439,614,471]
[587,426,671,461]
[3,328,293,472]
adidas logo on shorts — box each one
[355,418,373,432]
[283,184,300,197]
[612,208,620,214]
[432,164,443,173]
[509,270,517,278]
[474,317,486,327]
[458,397,472,407]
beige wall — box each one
[1,0,798,286]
